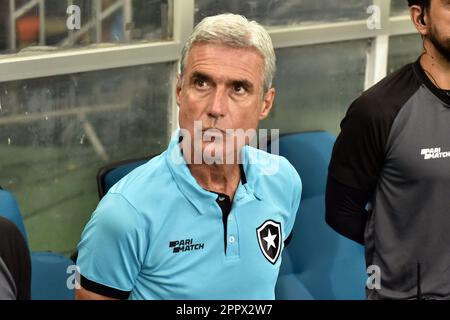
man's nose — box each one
[207,86,228,119]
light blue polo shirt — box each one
[77,133,302,300]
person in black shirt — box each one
[0,216,31,300]
[326,0,450,299]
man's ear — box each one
[176,74,182,107]
[410,5,428,37]
[259,88,275,120]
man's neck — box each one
[420,42,450,90]
[187,162,241,201]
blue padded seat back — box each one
[98,158,152,199]
[31,252,75,300]
[271,132,366,300]
[0,188,75,299]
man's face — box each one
[427,0,450,62]
[176,43,275,164]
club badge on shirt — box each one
[256,220,282,264]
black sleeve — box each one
[0,217,31,300]
[80,275,131,299]
[328,95,389,192]
[284,231,293,247]
[328,64,418,192]
[325,176,371,245]
[326,64,421,243]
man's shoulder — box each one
[85,153,172,236]
[107,152,173,202]
[351,62,421,119]
[245,147,301,222]
[244,146,301,189]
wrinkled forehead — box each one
[183,43,266,85]
[185,41,265,67]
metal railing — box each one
[8,0,133,50]
[9,0,46,51]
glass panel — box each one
[391,0,410,16]
[0,62,172,255]
[388,34,423,74]
[260,40,369,136]
[195,0,373,27]
[0,0,171,55]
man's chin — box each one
[429,29,450,63]
[191,144,239,165]
[437,42,450,62]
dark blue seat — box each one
[270,131,367,300]
[97,156,154,199]
[0,188,74,300]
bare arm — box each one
[75,285,118,300]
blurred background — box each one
[0,0,422,256]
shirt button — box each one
[218,196,225,201]
[229,235,235,244]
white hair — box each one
[180,13,276,93]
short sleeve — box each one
[286,161,302,240]
[77,193,149,296]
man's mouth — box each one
[202,128,225,141]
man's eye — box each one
[194,79,208,89]
[233,84,247,94]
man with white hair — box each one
[76,14,301,300]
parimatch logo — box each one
[421,147,450,160]
[169,238,205,253]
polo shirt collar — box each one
[164,131,262,215]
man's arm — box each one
[325,176,371,245]
[74,273,131,300]
[326,93,392,243]
[284,160,302,247]
[76,193,147,301]
[75,286,118,300]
